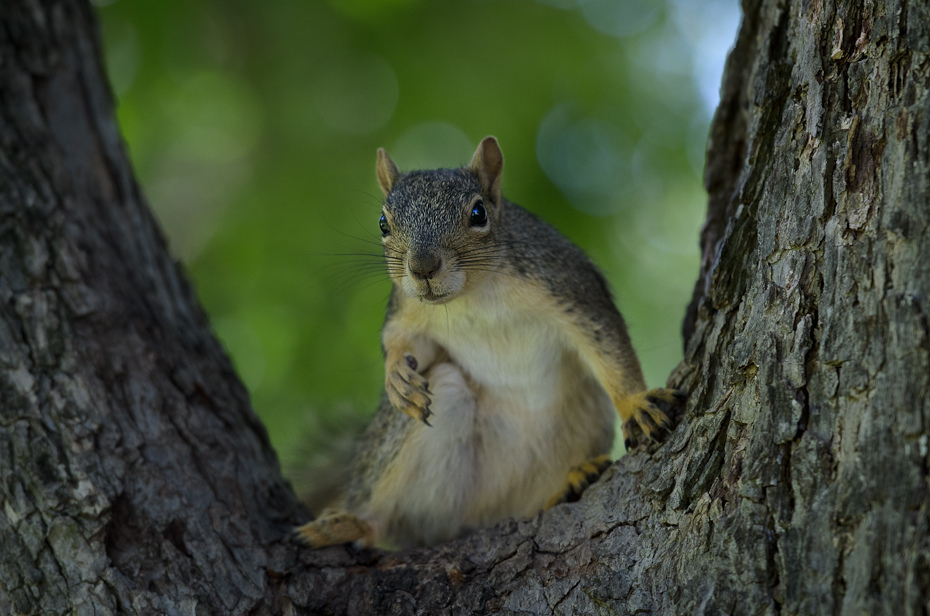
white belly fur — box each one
[366,275,616,546]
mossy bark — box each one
[1,0,928,614]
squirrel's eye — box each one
[469,201,488,227]
[379,214,391,236]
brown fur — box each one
[294,137,682,549]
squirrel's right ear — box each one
[376,148,400,197]
[470,136,503,210]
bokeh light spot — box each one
[312,53,399,135]
[389,122,474,169]
[536,104,632,216]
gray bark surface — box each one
[0,2,303,614]
[1,0,928,615]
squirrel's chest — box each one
[417,278,572,397]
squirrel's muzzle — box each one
[408,251,442,281]
[401,247,466,303]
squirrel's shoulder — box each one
[499,199,615,304]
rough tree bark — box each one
[0,0,927,614]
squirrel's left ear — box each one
[377,148,400,197]
[470,136,503,211]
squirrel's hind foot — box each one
[293,509,375,549]
[545,454,613,509]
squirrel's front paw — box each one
[386,353,433,424]
[618,388,685,449]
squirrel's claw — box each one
[398,401,432,426]
[386,358,433,425]
[619,387,686,449]
[293,509,374,549]
[545,454,613,508]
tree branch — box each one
[2,0,929,614]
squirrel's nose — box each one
[408,253,442,281]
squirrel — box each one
[293,136,683,549]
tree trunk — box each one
[1,0,927,614]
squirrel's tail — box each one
[286,404,368,513]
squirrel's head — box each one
[375,136,505,304]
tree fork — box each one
[1,0,928,614]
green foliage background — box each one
[96,0,738,464]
